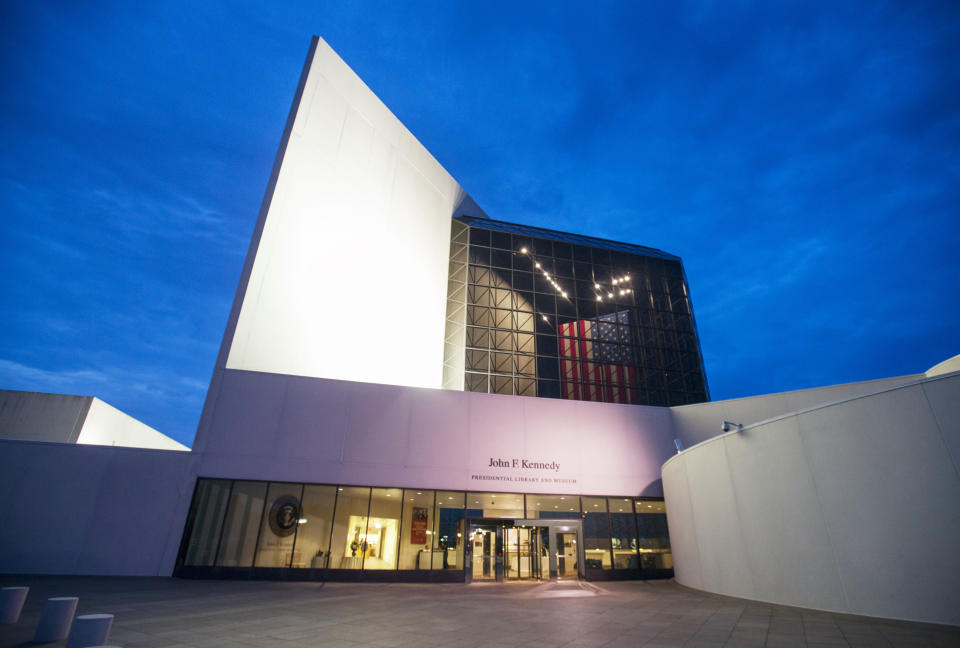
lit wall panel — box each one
[226,37,474,389]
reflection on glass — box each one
[182,479,231,566]
[329,487,370,569]
[525,494,579,519]
[293,484,336,568]
[582,496,611,570]
[432,491,465,569]
[399,490,435,570]
[363,488,402,570]
[255,482,303,567]
[609,497,639,569]
[216,481,267,567]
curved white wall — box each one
[663,372,960,626]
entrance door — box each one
[556,531,578,579]
[470,525,497,581]
[505,526,543,580]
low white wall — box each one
[196,368,676,497]
[670,373,922,449]
[663,372,960,626]
[0,439,197,576]
[78,398,189,451]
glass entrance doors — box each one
[505,526,543,580]
[467,519,580,583]
[470,524,498,581]
[556,531,578,579]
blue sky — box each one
[2,2,958,447]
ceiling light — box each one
[520,247,528,254]
[594,283,600,289]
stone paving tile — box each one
[1,576,958,648]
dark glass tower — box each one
[443,216,709,406]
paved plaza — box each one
[1,576,957,648]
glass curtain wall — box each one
[181,479,230,567]
[364,488,402,570]
[254,482,303,567]
[636,498,673,570]
[433,491,466,569]
[329,487,370,569]
[215,481,267,567]
[582,496,612,570]
[180,480,672,576]
[456,217,708,406]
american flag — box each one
[558,311,637,403]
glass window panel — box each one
[293,484,336,569]
[469,228,490,246]
[492,352,513,374]
[515,354,536,376]
[492,308,512,329]
[534,274,554,293]
[582,496,611,570]
[465,372,488,393]
[491,288,512,309]
[492,329,514,351]
[466,349,489,372]
[514,378,533,396]
[526,494,579,518]
[573,261,592,278]
[216,481,267,567]
[466,326,489,349]
[469,264,491,286]
[537,356,559,380]
[433,491,465,570]
[329,486,370,569]
[554,259,573,276]
[255,482,303,567]
[492,375,514,395]
[514,254,533,272]
[469,492,525,518]
[516,332,535,354]
[537,379,561,398]
[469,245,490,265]
[609,497,638,569]
[468,306,491,327]
[534,293,556,313]
[572,245,592,262]
[363,488,402,570]
[556,299,577,317]
[490,249,512,268]
[399,490,435,570]
[593,249,611,266]
[182,478,231,567]
[636,499,672,570]
[514,291,535,314]
[468,285,491,307]
[512,271,533,291]
[514,311,535,333]
[490,231,511,250]
[536,335,559,357]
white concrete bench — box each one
[66,613,114,648]
[0,586,28,624]
[33,596,79,642]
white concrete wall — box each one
[670,373,923,449]
[196,368,675,497]
[663,372,960,626]
[0,439,196,576]
[77,398,189,450]
[225,36,480,391]
[0,390,90,443]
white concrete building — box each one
[0,37,956,627]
